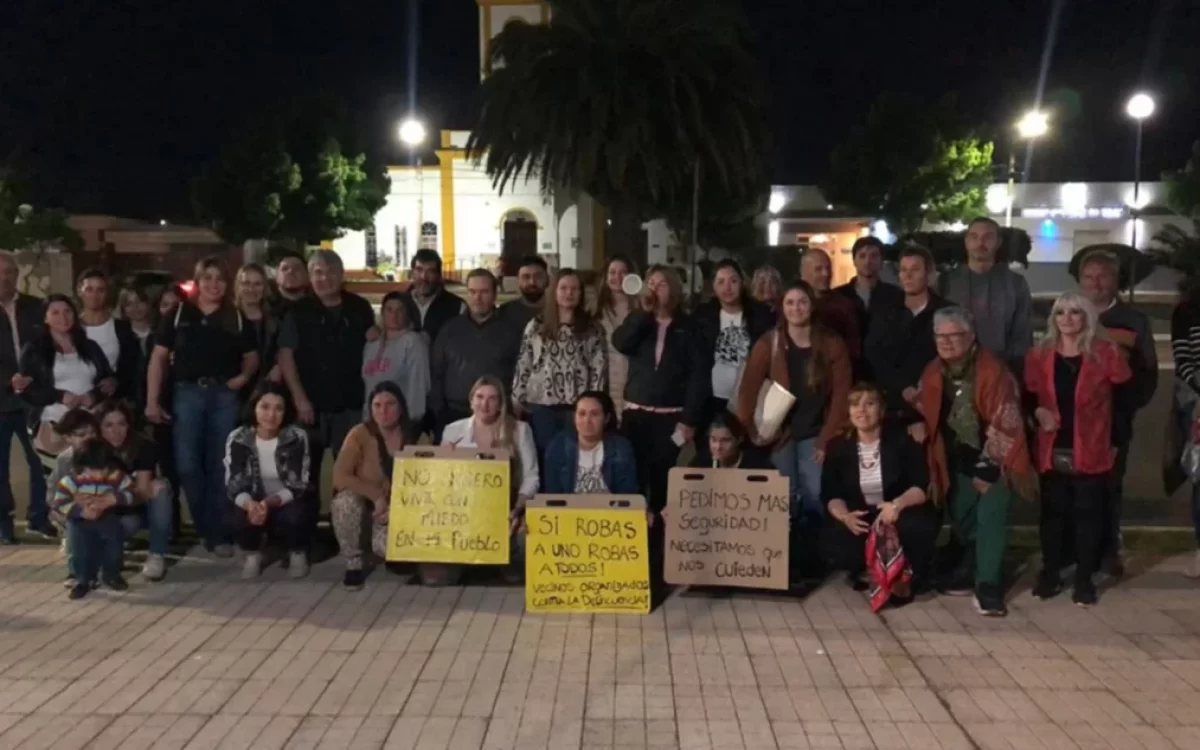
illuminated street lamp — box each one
[398,117,428,259]
[1125,93,1155,302]
[1006,110,1050,227]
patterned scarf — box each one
[866,520,911,613]
[943,347,981,450]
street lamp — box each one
[1125,92,1155,302]
[1006,110,1050,227]
[398,117,428,261]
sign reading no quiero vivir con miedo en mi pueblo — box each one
[664,467,790,590]
[525,494,651,614]
[386,446,511,565]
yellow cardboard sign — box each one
[525,494,650,614]
[386,447,511,564]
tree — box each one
[466,0,768,265]
[192,99,389,248]
[0,177,83,294]
[821,94,994,235]
[1150,140,1200,285]
[1164,139,1200,220]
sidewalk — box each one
[3,545,1200,749]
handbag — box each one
[1051,447,1077,476]
[732,330,796,442]
[33,422,67,456]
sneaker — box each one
[211,544,235,559]
[27,521,58,540]
[973,583,1008,617]
[63,576,76,589]
[242,552,263,579]
[1185,551,1200,579]
[1032,573,1063,601]
[1073,581,1098,607]
[937,568,975,596]
[142,554,166,581]
[342,568,366,591]
[288,552,309,579]
[68,583,90,600]
[101,575,129,592]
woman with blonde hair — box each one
[751,265,784,314]
[593,256,638,415]
[1024,291,1130,606]
[434,375,538,585]
[512,268,607,458]
[234,263,278,394]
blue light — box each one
[1040,219,1056,238]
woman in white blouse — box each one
[820,383,938,606]
[437,375,538,586]
[512,268,607,459]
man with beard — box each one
[498,255,549,334]
[273,250,311,311]
[1077,249,1157,577]
[399,249,465,345]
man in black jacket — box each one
[0,252,53,542]
[864,245,951,423]
[835,236,904,377]
[430,269,519,440]
[399,249,465,345]
[278,250,376,481]
[497,255,548,334]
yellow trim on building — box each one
[386,164,439,173]
[439,155,456,267]
[440,130,453,148]
[436,148,468,163]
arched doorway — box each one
[500,208,538,274]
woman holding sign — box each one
[331,382,409,590]
[821,383,937,609]
[543,391,639,494]
[438,375,538,585]
[223,382,312,579]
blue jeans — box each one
[67,514,124,583]
[116,483,174,555]
[527,404,573,457]
[0,409,48,528]
[173,382,239,547]
[1179,398,1200,546]
[772,437,824,523]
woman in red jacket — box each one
[1024,292,1131,607]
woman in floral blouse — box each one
[511,268,607,464]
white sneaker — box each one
[142,554,166,581]
[1185,551,1200,579]
[242,552,263,579]
[288,552,309,579]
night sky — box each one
[2,0,1197,221]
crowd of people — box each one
[0,213,1190,616]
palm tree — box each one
[466,0,768,266]
[1151,222,1200,282]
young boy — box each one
[47,409,101,588]
[51,439,136,600]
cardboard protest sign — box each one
[525,494,651,614]
[664,467,790,590]
[386,446,511,564]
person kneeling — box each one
[332,383,408,590]
[543,391,639,494]
[51,440,137,599]
[225,383,312,579]
[689,413,774,470]
[821,383,938,611]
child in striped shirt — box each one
[51,440,136,600]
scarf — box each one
[919,346,1036,502]
[866,520,910,613]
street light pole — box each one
[1005,150,1016,228]
[1124,92,1155,303]
[1007,110,1050,227]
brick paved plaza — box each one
[3,545,1200,749]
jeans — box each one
[1040,471,1108,585]
[173,382,240,547]
[115,483,175,556]
[234,501,310,552]
[527,404,573,473]
[771,437,824,520]
[68,514,124,583]
[0,409,48,528]
[1180,399,1200,546]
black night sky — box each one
[2,0,1197,222]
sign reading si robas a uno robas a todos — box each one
[525,494,651,614]
[386,447,511,565]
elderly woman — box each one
[1025,292,1131,606]
[224,382,311,579]
[822,383,937,610]
[912,306,1034,618]
[331,382,408,590]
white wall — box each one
[450,160,554,270]
[335,168,443,270]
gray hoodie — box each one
[361,330,431,421]
[939,264,1033,372]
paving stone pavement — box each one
[4,546,1200,750]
